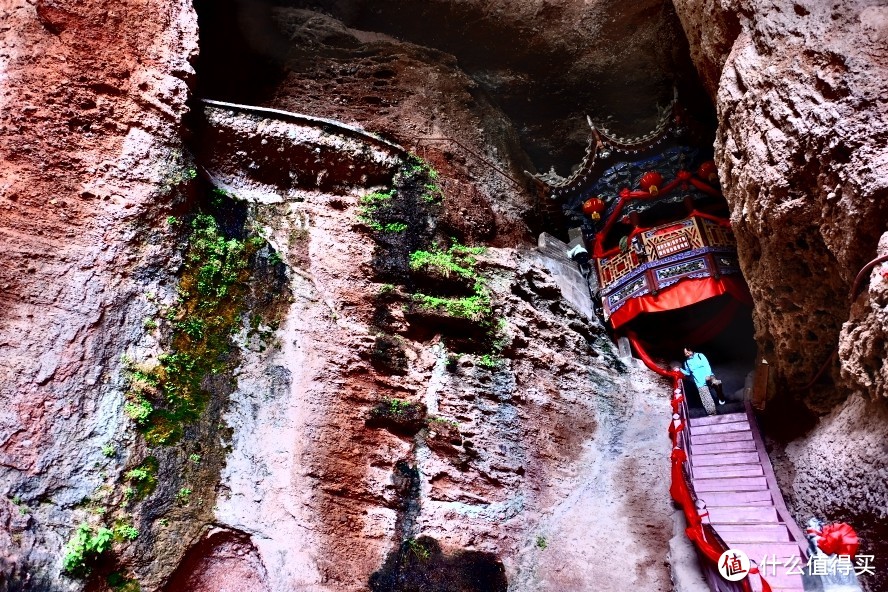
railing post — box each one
[752,358,769,411]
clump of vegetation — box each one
[408,243,485,281]
[536,536,548,550]
[357,189,401,232]
[388,399,411,415]
[403,157,444,204]
[409,242,492,323]
[63,523,113,576]
[113,523,139,542]
[175,487,192,505]
[188,453,201,464]
[124,457,158,501]
[477,354,499,369]
[124,214,260,445]
[357,156,443,238]
[412,290,491,322]
[406,537,431,561]
[429,416,459,428]
[367,398,428,436]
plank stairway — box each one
[689,406,808,591]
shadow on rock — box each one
[369,536,507,592]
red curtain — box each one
[610,275,752,328]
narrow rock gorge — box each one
[1,1,886,591]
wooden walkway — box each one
[688,404,808,591]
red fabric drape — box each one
[817,522,860,558]
[670,395,685,414]
[609,275,751,329]
[749,567,773,592]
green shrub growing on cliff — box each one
[124,399,153,426]
[408,243,485,281]
[126,214,260,445]
[176,487,192,505]
[125,457,158,500]
[357,190,393,223]
[409,242,492,322]
[478,354,499,369]
[63,523,113,576]
[403,155,444,204]
[113,523,139,542]
[412,290,491,321]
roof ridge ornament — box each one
[535,96,681,198]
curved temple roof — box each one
[534,98,681,201]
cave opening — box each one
[191,0,716,180]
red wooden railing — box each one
[627,334,773,592]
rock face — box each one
[0,0,198,588]
[199,0,702,178]
[195,105,676,591]
[0,1,696,590]
[671,2,888,590]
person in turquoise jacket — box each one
[674,347,725,416]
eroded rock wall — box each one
[195,104,676,591]
[0,0,197,587]
[672,2,888,589]
[0,0,700,590]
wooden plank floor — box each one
[689,411,806,591]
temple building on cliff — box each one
[534,103,752,344]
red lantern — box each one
[639,171,663,195]
[583,197,606,221]
[697,161,718,183]
[817,522,860,558]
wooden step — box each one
[697,490,773,507]
[693,463,764,479]
[693,476,768,492]
[689,420,751,436]
[693,439,757,454]
[721,542,803,565]
[750,569,805,591]
[692,451,760,467]
[725,543,806,590]
[688,412,748,427]
[707,505,779,523]
[715,523,792,543]
[691,430,754,445]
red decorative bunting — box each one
[817,522,860,558]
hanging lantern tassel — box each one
[817,522,860,558]
[583,197,606,220]
[640,171,663,196]
[697,161,719,183]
